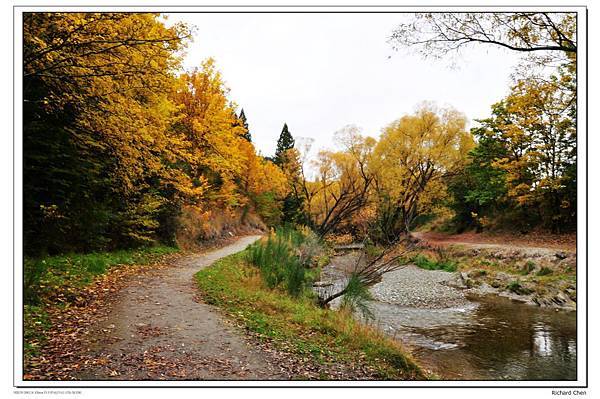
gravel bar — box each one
[370,265,471,309]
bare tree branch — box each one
[317,236,414,307]
[389,12,576,63]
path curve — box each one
[79,235,285,380]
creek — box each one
[317,253,577,380]
[368,294,576,380]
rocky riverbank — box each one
[418,244,577,311]
[320,244,576,311]
[449,270,576,310]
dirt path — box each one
[412,231,576,255]
[77,235,286,380]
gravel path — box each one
[370,265,470,309]
[412,231,575,256]
[77,235,289,380]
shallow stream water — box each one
[318,254,577,381]
[368,295,576,380]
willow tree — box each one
[306,127,375,238]
[370,104,474,243]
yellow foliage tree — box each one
[306,126,375,237]
[371,104,474,242]
[24,13,196,249]
[477,74,576,230]
[170,59,249,209]
[238,139,289,225]
[170,59,289,227]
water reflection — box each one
[533,325,553,357]
[369,295,576,380]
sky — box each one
[165,13,524,158]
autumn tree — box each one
[370,104,474,242]
[170,59,251,208]
[236,139,289,226]
[306,127,375,238]
[170,59,293,230]
[455,76,576,232]
[23,13,192,254]
[391,12,578,233]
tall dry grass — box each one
[175,205,267,250]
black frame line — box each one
[13,5,588,390]
[11,5,591,8]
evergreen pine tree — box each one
[272,123,305,224]
[239,108,252,142]
[274,123,295,166]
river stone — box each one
[555,251,568,260]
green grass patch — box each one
[23,304,51,359]
[411,254,458,272]
[24,246,178,305]
[520,261,537,275]
[195,250,424,380]
[536,266,553,276]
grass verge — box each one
[25,246,178,305]
[195,250,424,380]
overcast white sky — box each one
[166,13,524,158]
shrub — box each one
[175,205,267,250]
[506,280,533,295]
[520,261,536,275]
[365,243,384,258]
[506,280,521,293]
[247,226,321,297]
[536,267,553,276]
[340,274,374,321]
